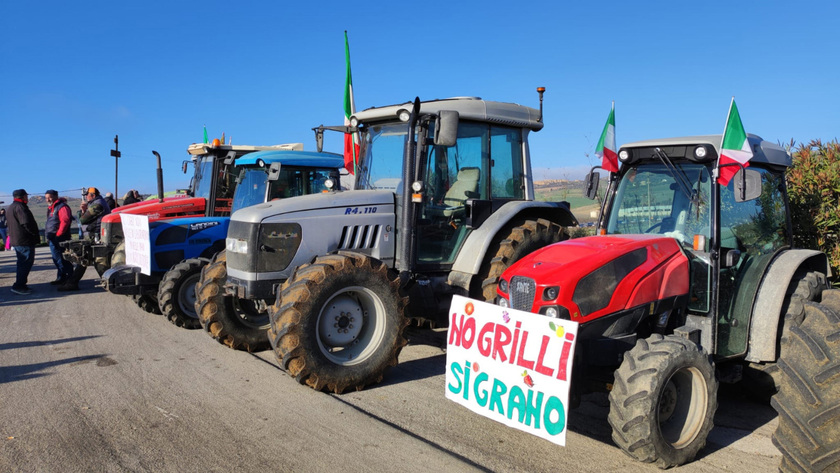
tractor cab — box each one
[592,135,792,357]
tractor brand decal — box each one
[344,206,378,215]
[446,295,578,446]
[190,221,220,232]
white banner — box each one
[121,213,151,275]
[445,295,578,446]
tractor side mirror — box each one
[435,111,459,147]
[584,170,600,200]
[723,249,741,268]
[267,163,282,182]
[223,151,236,166]
[733,169,762,202]
[182,161,188,174]
[315,129,324,153]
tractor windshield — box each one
[231,166,336,213]
[606,162,711,246]
[356,122,408,193]
[193,156,215,200]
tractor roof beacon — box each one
[204,89,578,392]
[496,134,839,470]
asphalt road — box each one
[0,250,782,472]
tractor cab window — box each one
[357,123,407,193]
[193,156,215,200]
[717,167,789,358]
[416,122,524,265]
[606,163,711,246]
[270,167,334,199]
[232,168,269,213]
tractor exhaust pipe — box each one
[537,87,545,123]
[152,151,164,203]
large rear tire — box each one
[609,334,718,468]
[269,252,408,393]
[772,289,840,472]
[196,250,270,351]
[477,218,567,301]
[159,258,207,329]
[745,271,828,398]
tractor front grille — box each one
[339,225,381,250]
[509,276,536,312]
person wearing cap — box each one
[60,187,111,291]
[7,189,39,295]
[45,189,74,285]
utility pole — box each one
[110,135,121,206]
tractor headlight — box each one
[544,306,559,318]
[543,286,559,300]
[226,238,249,254]
[498,297,510,308]
[618,149,631,162]
[499,278,509,293]
[694,146,707,159]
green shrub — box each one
[786,140,840,284]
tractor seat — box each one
[428,167,480,219]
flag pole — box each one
[714,97,735,180]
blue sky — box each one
[2,1,838,201]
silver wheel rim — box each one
[177,273,201,319]
[657,366,708,449]
[316,286,386,366]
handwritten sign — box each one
[445,295,579,446]
[121,213,151,275]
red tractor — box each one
[495,135,840,471]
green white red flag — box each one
[596,103,618,173]
[344,31,359,174]
[717,98,753,186]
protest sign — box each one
[121,213,151,275]
[445,295,578,446]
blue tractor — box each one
[103,149,344,328]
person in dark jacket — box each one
[45,189,74,285]
[104,192,117,210]
[0,207,7,251]
[60,187,112,291]
[122,189,141,206]
[7,189,40,295]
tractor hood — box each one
[501,234,690,322]
[230,189,394,224]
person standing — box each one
[45,189,74,285]
[60,187,111,291]
[0,207,7,251]
[7,189,39,295]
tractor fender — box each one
[745,249,831,363]
[448,200,578,289]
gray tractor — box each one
[195,89,578,392]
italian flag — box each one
[717,98,753,186]
[344,31,360,174]
[596,103,618,173]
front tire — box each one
[132,293,162,315]
[196,250,270,351]
[158,258,207,329]
[269,252,408,393]
[772,289,840,472]
[477,218,567,301]
[609,334,718,468]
